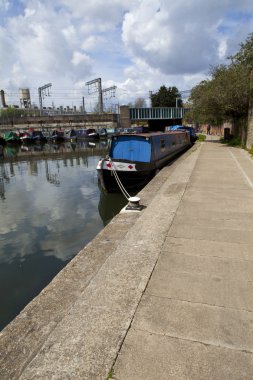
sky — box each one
[0,0,253,111]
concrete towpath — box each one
[1,137,253,379]
[113,137,253,379]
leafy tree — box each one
[151,85,182,107]
[133,97,147,108]
[0,106,25,119]
[228,33,253,66]
[128,97,147,108]
[188,32,253,138]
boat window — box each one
[160,139,165,151]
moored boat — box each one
[51,130,65,142]
[30,130,47,143]
[97,131,191,192]
[64,129,77,141]
[165,125,198,144]
[97,128,108,138]
[3,131,20,144]
[0,136,6,146]
[19,131,32,144]
[76,128,99,140]
[0,145,3,157]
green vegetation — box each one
[128,97,147,108]
[0,106,37,121]
[185,33,253,144]
[151,85,182,107]
[106,368,114,379]
[197,134,206,142]
[220,136,242,147]
[248,147,253,156]
[0,106,25,118]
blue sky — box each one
[0,0,253,111]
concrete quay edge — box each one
[0,143,201,379]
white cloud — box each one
[81,35,106,51]
[71,51,93,66]
[0,0,9,11]
[0,0,253,107]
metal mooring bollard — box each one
[126,196,143,211]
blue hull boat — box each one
[97,131,191,192]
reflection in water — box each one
[0,179,5,200]
[2,139,110,160]
[45,161,60,186]
[0,140,125,331]
[98,184,127,226]
[0,164,10,200]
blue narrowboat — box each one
[165,125,198,144]
[30,130,47,143]
[97,131,191,192]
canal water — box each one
[0,140,127,331]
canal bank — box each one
[1,137,253,379]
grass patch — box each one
[197,134,206,142]
[248,148,253,156]
[106,369,114,379]
[220,136,242,147]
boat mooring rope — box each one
[107,157,132,200]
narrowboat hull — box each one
[97,159,156,192]
[97,131,191,192]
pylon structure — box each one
[38,83,52,115]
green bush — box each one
[220,136,241,147]
[248,148,253,156]
[197,134,206,142]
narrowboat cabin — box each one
[19,131,32,144]
[76,128,99,140]
[165,125,197,144]
[51,130,65,142]
[64,129,77,141]
[97,131,191,192]
[97,128,108,138]
[30,130,47,143]
[3,131,20,144]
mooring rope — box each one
[107,156,131,200]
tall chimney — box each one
[0,90,7,107]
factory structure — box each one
[0,87,87,115]
[0,80,122,130]
[0,79,118,116]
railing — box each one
[130,107,190,120]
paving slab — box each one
[113,329,253,380]
[156,251,253,281]
[132,295,253,352]
[146,269,253,311]
[164,236,253,260]
[171,213,253,231]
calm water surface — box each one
[0,141,127,330]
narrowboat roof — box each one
[113,131,187,138]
